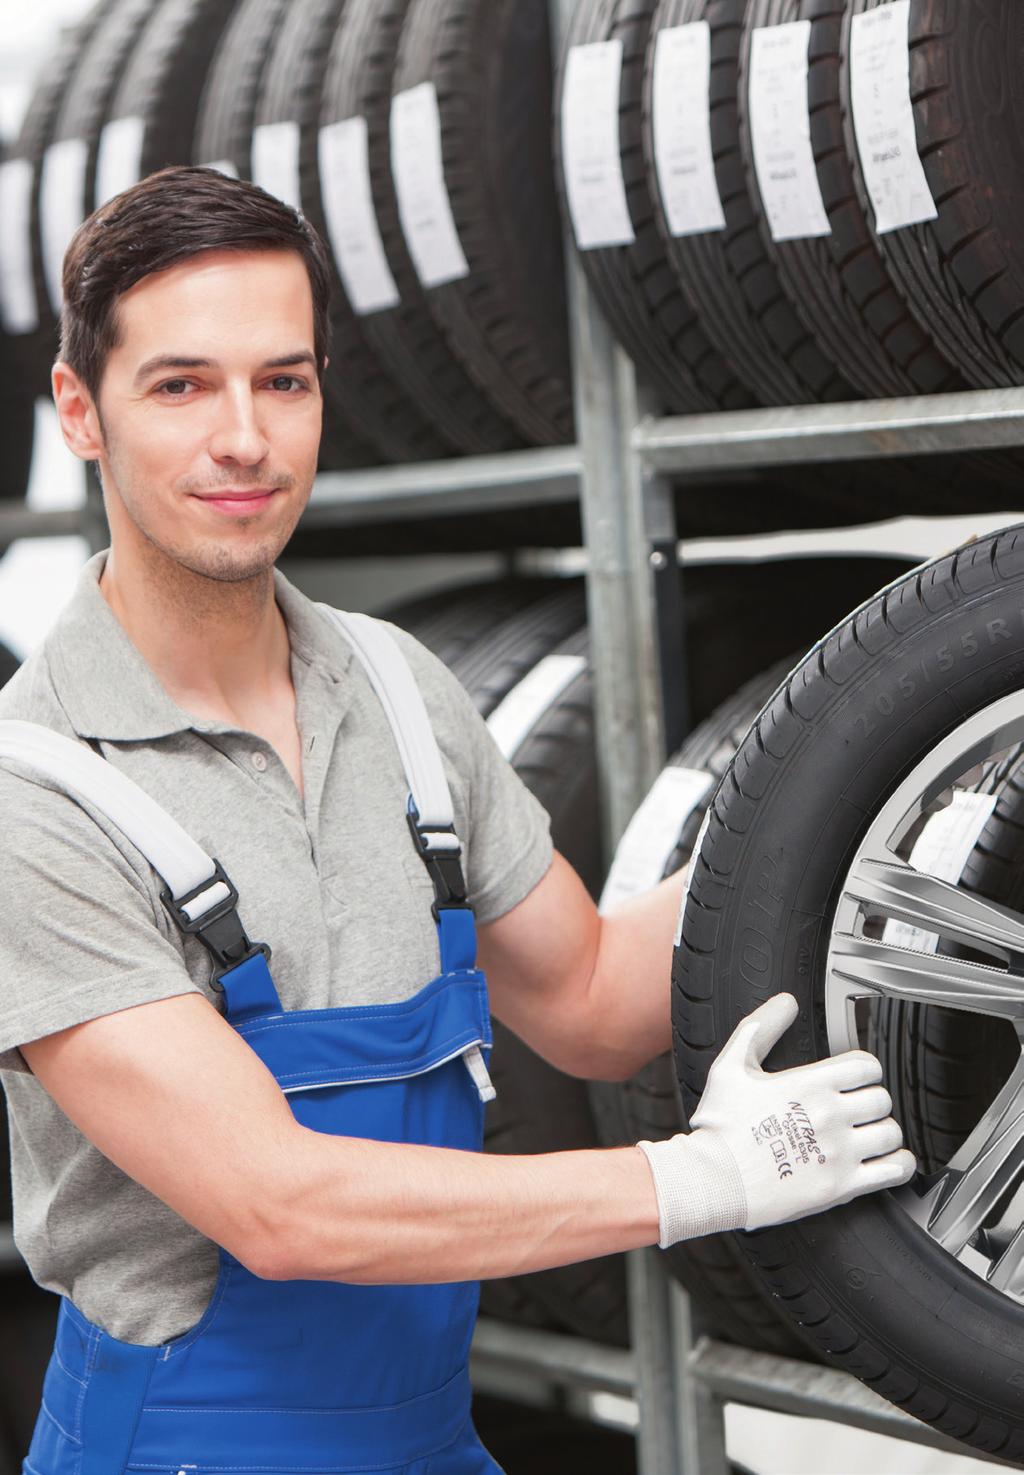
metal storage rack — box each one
[309,94,1024,1475]
[305,0,1024,1462]
[5,5,1024,1466]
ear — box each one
[52,361,105,461]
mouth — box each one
[193,488,281,517]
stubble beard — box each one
[101,450,310,589]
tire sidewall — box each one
[676,572,1024,1419]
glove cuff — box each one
[637,1130,748,1248]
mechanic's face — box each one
[56,247,323,585]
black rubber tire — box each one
[674,523,1024,1460]
[843,0,1024,390]
[384,578,564,672]
[391,0,574,446]
[2,2,113,395]
[0,134,35,492]
[445,586,586,721]
[590,665,818,1358]
[39,0,154,319]
[0,362,33,504]
[193,0,292,181]
[98,0,239,202]
[738,0,962,398]
[738,1,1024,502]
[316,0,526,456]
[257,0,452,467]
[555,0,753,414]
[645,0,857,406]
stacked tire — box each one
[195,0,574,467]
[559,0,1024,405]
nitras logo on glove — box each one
[752,1100,826,1179]
[637,993,916,1248]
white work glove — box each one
[637,992,916,1246]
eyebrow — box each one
[132,351,319,388]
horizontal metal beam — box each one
[470,1316,635,1397]
[636,387,1024,473]
[306,445,582,526]
[0,506,85,549]
[692,1337,1020,1466]
[471,1319,1014,1465]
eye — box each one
[157,379,194,397]
[268,375,308,392]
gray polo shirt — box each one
[0,551,553,1345]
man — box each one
[0,167,912,1473]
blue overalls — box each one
[4,609,504,1475]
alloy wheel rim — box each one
[825,690,1024,1304]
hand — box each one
[637,992,916,1246]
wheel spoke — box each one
[988,1220,1024,1296]
[919,1060,1024,1257]
[844,856,1024,962]
[829,934,1024,1020]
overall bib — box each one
[5,611,503,1475]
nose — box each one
[208,383,270,467]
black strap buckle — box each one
[160,859,272,986]
[406,810,470,923]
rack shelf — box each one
[305,444,581,526]
[636,386,1024,473]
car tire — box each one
[674,523,1024,1460]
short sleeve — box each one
[0,765,204,1074]
[385,625,554,927]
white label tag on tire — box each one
[94,115,145,208]
[486,653,587,762]
[748,21,831,242]
[390,82,470,289]
[40,137,89,316]
[201,158,240,179]
[0,157,38,334]
[651,23,725,237]
[850,0,937,235]
[601,766,714,912]
[560,39,635,250]
[883,790,998,953]
[318,116,400,315]
[252,121,302,211]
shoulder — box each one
[0,638,70,730]
[0,646,155,901]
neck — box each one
[98,542,292,726]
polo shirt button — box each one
[250,751,268,772]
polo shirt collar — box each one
[47,549,353,742]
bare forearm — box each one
[270,1131,659,1284]
[582,867,684,1080]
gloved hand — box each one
[637,992,916,1246]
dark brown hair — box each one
[59,165,333,402]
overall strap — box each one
[0,719,269,986]
[321,609,476,977]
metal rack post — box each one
[548,4,715,1469]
